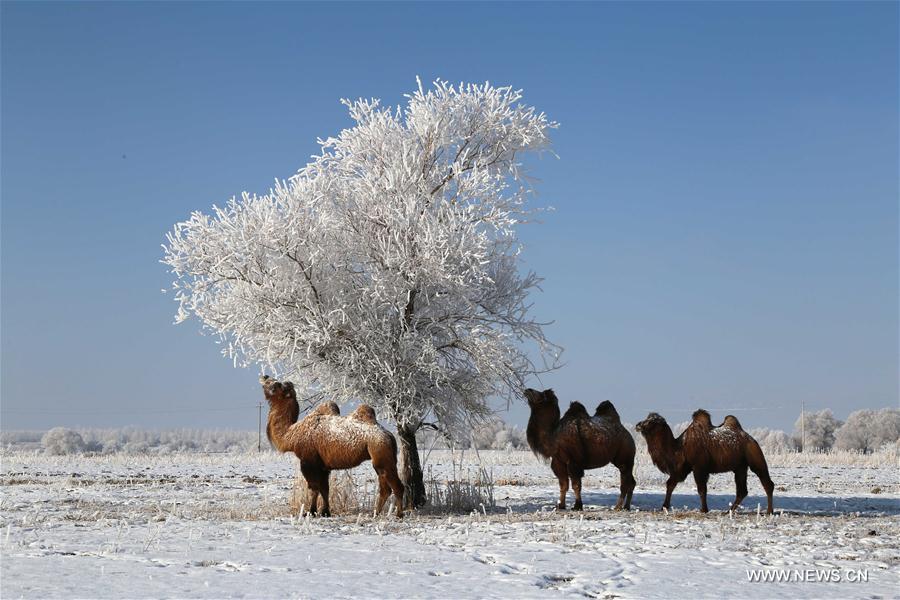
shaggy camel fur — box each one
[525,388,636,510]
[636,409,775,514]
[260,375,404,517]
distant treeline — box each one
[2,427,259,455]
[3,407,897,455]
[422,407,900,455]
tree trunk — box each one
[397,424,427,508]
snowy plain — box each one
[2,448,898,599]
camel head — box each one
[259,375,297,406]
[260,375,300,449]
[635,412,670,437]
[524,388,559,409]
[636,412,680,477]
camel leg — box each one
[551,457,568,510]
[571,477,583,511]
[693,471,710,513]
[299,464,320,516]
[372,456,405,518]
[663,475,679,510]
[746,442,775,515]
[750,463,775,515]
[317,470,331,517]
[567,463,585,511]
[386,470,405,518]
[375,467,405,517]
[375,471,391,515]
[615,461,636,511]
[730,466,749,513]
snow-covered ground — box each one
[2,449,898,598]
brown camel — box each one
[260,375,404,517]
[635,409,775,515]
[524,388,636,511]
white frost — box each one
[162,79,561,433]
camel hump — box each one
[563,401,589,419]
[350,404,377,424]
[691,409,713,428]
[312,401,340,417]
[722,415,743,430]
[594,400,621,422]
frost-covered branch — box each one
[162,79,561,436]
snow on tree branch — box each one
[162,79,560,433]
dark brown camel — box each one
[635,409,775,514]
[260,375,404,517]
[525,388,636,511]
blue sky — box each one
[2,2,897,433]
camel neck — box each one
[267,401,300,453]
[647,427,680,474]
[526,408,560,457]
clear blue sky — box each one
[2,2,897,433]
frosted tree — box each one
[163,79,559,505]
[748,428,796,453]
[834,408,900,453]
[41,428,87,455]
[792,409,842,451]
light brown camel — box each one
[525,388,636,511]
[635,409,775,514]
[260,375,404,517]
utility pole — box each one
[800,399,805,453]
[257,401,262,452]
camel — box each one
[260,375,404,517]
[524,388,636,511]
[635,409,775,514]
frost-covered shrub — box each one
[834,408,900,453]
[1,430,43,444]
[793,409,842,451]
[1,430,43,451]
[416,420,528,451]
[749,428,796,453]
[10,428,259,454]
[472,422,528,450]
[41,428,87,455]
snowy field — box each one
[2,448,898,599]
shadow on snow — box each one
[505,490,900,517]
